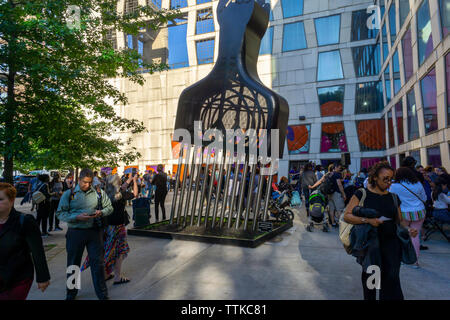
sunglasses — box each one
[380,177,394,183]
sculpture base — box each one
[127,217,293,248]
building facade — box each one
[111,0,449,177]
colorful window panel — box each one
[388,2,396,45]
[420,68,438,134]
[361,158,385,169]
[395,101,404,145]
[352,44,381,77]
[287,125,311,154]
[440,0,450,38]
[317,85,344,116]
[321,122,348,153]
[406,89,420,141]
[357,119,386,151]
[317,50,344,81]
[351,9,377,41]
[402,27,413,82]
[427,146,442,167]
[417,0,433,66]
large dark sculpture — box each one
[169,0,290,233]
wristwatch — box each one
[361,218,367,224]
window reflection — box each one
[321,122,348,153]
[315,15,340,46]
[402,27,413,82]
[317,86,344,116]
[446,53,450,125]
[388,3,396,46]
[357,119,386,151]
[281,0,303,18]
[393,50,401,95]
[406,89,420,141]
[440,0,450,38]
[351,9,377,41]
[282,22,307,52]
[388,110,395,147]
[420,68,438,134]
[355,81,384,114]
[427,146,442,167]
[196,38,215,65]
[168,17,189,69]
[399,0,410,29]
[260,26,274,55]
[317,50,344,81]
[417,0,433,66]
[352,44,381,77]
[196,8,214,35]
[148,0,162,9]
[395,101,404,145]
[171,0,187,9]
[287,125,311,154]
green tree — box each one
[0,0,179,183]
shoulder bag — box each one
[32,183,46,205]
[339,188,366,254]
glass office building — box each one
[111,0,449,176]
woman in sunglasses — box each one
[344,161,417,300]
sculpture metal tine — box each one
[262,172,274,222]
[219,155,232,228]
[227,159,239,229]
[252,167,265,231]
[169,146,184,224]
[211,151,225,228]
[235,158,249,230]
[204,153,217,227]
[183,146,198,226]
[244,161,257,231]
[197,148,211,227]
[176,146,191,225]
[190,146,203,226]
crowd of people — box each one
[0,158,448,301]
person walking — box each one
[81,174,138,285]
[63,174,74,192]
[0,183,51,300]
[56,168,113,300]
[301,163,317,216]
[152,165,168,221]
[35,174,55,237]
[344,161,418,300]
[48,174,63,232]
[389,167,427,268]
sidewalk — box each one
[17,194,450,300]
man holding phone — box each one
[56,168,113,300]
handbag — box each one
[339,188,366,254]
[397,224,417,264]
[32,184,46,205]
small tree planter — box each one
[127,217,293,248]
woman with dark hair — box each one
[35,174,56,237]
[432,177,450,223]
[344,161,418,300]
[0,183,50,300]
[390,167,427,268]
[81,174,138,285]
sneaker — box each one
[48,228,53,232]
[420,245,429,250]
[411,263,420,269]
[55,227,63,231]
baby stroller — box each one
[267,190,294,222]
[306,190,329,232]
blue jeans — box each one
[66,228,108,300]
[433,209,450,223]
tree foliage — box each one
[0,0,179,181]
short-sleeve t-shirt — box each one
[354,188,401,241]
[330,172,342,192]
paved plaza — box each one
[18,193,450,300]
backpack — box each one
[319,173,336,195]
[339,188,367,254]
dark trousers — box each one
[361,238,403,300]
[48,199,60,230]
[65,228,108,300]
[302,186,311,215]
[154,192,167,220]
[36,201,50,234]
